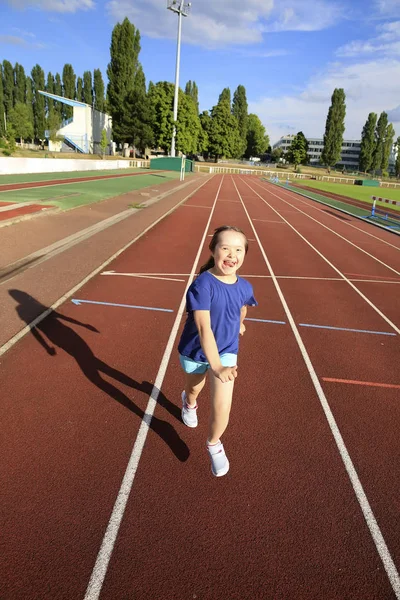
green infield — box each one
[0,172,180,210]
[297,180,400,211]
[0,168,148,185]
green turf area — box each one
[297,180,400,211]
[276,182,371,218]
[0,168,148,185]
[0,172,180,210]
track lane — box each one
[234,175,400,596]
[0,177,221,600]
[256,179,400,255]
[97,175,398,600]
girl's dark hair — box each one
[199,225,249,274]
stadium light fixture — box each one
[167,0,191,157]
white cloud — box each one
[106,0,343,48]
[261,0,345,32]
[375,0,400,15]
[0,34,27,45]
[0,33,45,47]
[249,59,400,144]
[337,20,400,56]
[5,0,94,12]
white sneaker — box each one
[207,441,229,477]
[181,391,198,428]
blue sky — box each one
[1,0,400,143]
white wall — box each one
[0,158,132,175]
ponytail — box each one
[199,256,215,275]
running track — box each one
[1,175,400,599]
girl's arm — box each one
[194,310,237,382]
[240,305,247,335]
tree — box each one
[184,80,199,114]
[245,114,269,158]
[395,136,400,178]
[2,60,14,118]
[147,81,174,152]
[321,88,346,168]
[25,76,34,135]
[5,123,16,155]
[232,85,248,158]
[54,73,63,118]
[93,69,105,112]
[271,147,283,162]
[359,112,377,172]
[83,70,93,105]
[382,122,395,173]
[209,92,241,160]
[175,91,201,155]
[218,87,231,107]
[286,131,308,168]
[122,65,153,155]
[76,76,83,102]
[107,17,141,143]
[147,81,201,155]
[62,64,76,118]
[8,102,34,143]
[199,110,211,156]
[372,111,388,173]
[14,63,26,105]
[297,132,309,163]
[100,129,108,156]
[47,111,63,144]
[31,64,46,140]
[0,65,5,137]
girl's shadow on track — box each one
[9,289,189,462]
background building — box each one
[273,134,397,173]
[39,91,113,154]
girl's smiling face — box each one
[211,230,247,277]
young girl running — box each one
[178,225,257,477]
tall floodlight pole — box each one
[167,0,191,157]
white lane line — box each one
[101,271,185,282]
[257,179,400,253]
[182,204,210,209]
[252,218,286,224]
[83,176,223,600]
[242,275,400,283]
[232,176,400,600]
[253,179,400,274]
[0,177,211,358]
[240,178,400,336]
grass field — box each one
[298,180,400,211]
[0,168,148,185]
[0,171,180,210]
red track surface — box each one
[0,203,53,221]
[1,175,400,599]
[0,170,162,192]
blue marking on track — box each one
[298,323,396,336]
[71,299,173,313]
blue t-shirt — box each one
[178,270,258,362]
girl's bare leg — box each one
[208,373,235,444]
[184,371,207,407]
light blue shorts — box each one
[179,353,237,375]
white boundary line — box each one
[240,178,400,336]
[232,176,400,599]
[83,176,223,600]
[0,176,212,358]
